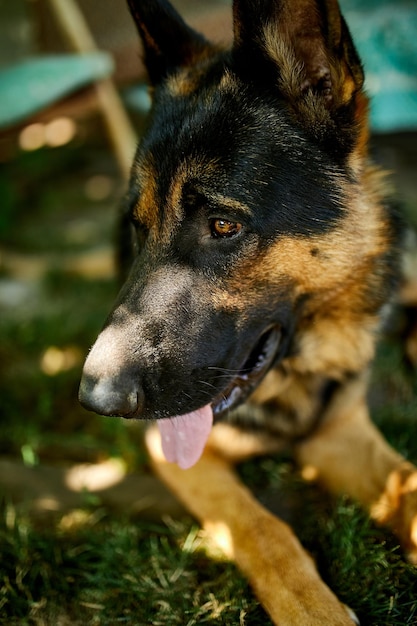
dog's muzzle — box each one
[79,323,284,469]
[79,324,283,420]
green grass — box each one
[1,143,417,624]
[0,511,269,625]
[1,457,417,624]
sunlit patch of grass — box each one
[0,508,271,625]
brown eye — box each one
[210,218,242,239]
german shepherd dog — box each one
[79,0,417,622]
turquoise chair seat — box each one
[0,52,114,129]
[341,0,417,132]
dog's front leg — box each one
[294,378,417,564]
[146,424,357,625]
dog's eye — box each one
[210,218,242,239]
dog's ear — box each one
[127,0,212,84]
[232,0,364,115]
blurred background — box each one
[0,1,417,624]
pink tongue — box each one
[157,405,213,469]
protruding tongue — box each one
[157,404,213,469]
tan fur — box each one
[132,159,159,231]
[166,43,226,98]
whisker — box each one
[207,366,243,374]
[207,366,255,377]
[196,380,230,404]
[198,389,217,400]
[199,380,217,390]
[208,373,251,383]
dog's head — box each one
[80,0,377,467]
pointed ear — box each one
[232,0,364,111]
[127,0,212,85]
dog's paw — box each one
[371,463,417,565]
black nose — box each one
[79,374,144,418]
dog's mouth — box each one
[212,325,282,417]
[158,326,282,470]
